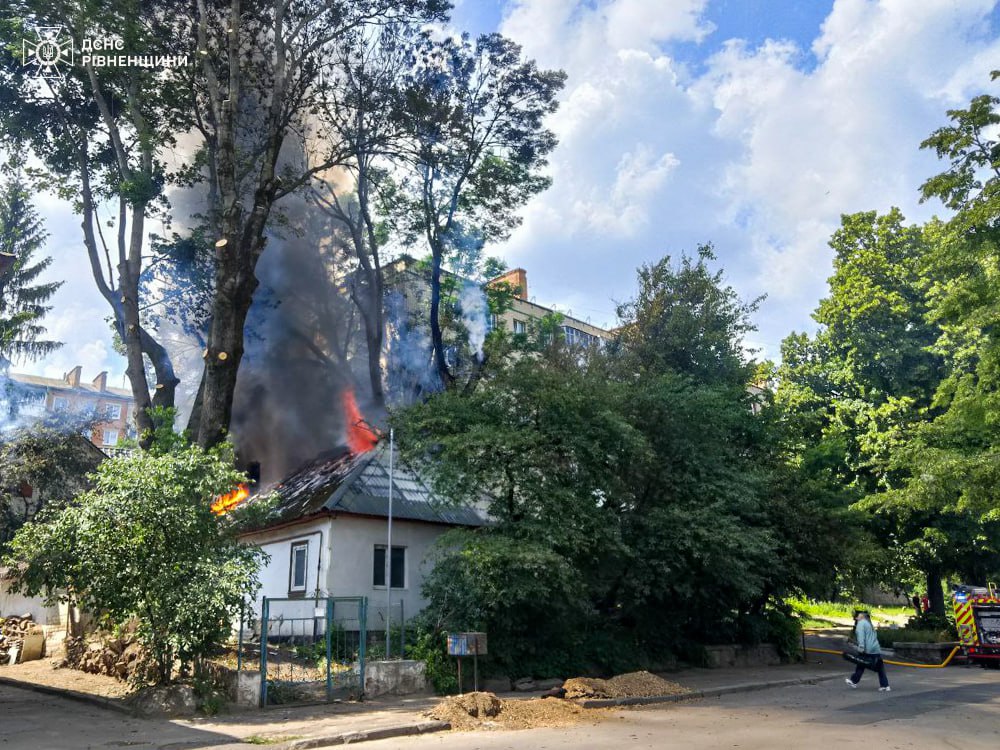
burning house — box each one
[237,412,488,628]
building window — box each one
[105,403,122,420]
[102,429,119,446]
[513,320,527,335]
[373,545,405,589]
[53,396,69,411]
[289,542,309,594]
[487,313,499,333]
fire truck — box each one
[952,584,1000,668]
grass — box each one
[787,597,912,623]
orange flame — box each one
[342,388,378,454]
[212,484,250,515]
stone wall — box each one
[704,644,782,668]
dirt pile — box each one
[563,671,689,700]
[428,691,602,731]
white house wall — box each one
[242,518,332,634]
[244,515,456,635]
[327,516,447,624]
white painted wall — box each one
[0,581,62,626]
[328,516,447,623]
[243,515,454,636]
[242,518,331,634]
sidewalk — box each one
[175,659,851,747]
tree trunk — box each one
[429,248,453,387]
[926,569,946,616]
[195,244,259,448]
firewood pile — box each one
[0,615,38,663]
[63,633,147,681]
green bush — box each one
[406,627,458,695]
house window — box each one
[487,314,499,333]
[102,429,119,446]
[513,320,527,335]
[373,545,405,589]
[289,542,309,594]
[53,396,69,411]
[105,403,122,420]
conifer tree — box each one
[0,175,62,371]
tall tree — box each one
[0,172,62,370]
[1,2,186,446]
[186,0,448,447]
[398,32,564,387]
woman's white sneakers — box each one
[879,686,892,692]
[845,678,858,688]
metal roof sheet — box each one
[250,442,489,529]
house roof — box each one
[248,442,489,531]
[9,372,133,400]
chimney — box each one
[92,371,108,392]
[64,365,82,387]
[490,268,528,301]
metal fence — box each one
[366,600,411,660]
[254,596,367,706]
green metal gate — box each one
[259,596,367,706]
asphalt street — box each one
[362,666,1000,750]
[0,665,997,749]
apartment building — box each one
[384,257,612,348]
[7,366,136,449]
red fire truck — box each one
[952,584,1000,668]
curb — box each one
[279,721,451,749]
[0,675,132,715]
[578,673,844,708]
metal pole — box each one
[237,599,244,672]
[385,428,394,658]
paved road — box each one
[361,667,1000,750]
[0,684,248,750]
[1,665,997,749]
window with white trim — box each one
[373,545,405,589]
[53,396,69,411]
[101,429,119,446]
[289,542,309,594]
[513,320,527,335]
[105,403,122,420]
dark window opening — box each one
[373,545,405,588]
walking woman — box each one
[846,611,891,691]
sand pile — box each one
[563,671,689,700]
[428,691,602,731]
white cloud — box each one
[495,0,1000,361]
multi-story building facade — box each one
[384,257,612,347]
[7,365,136,449]
[484,267,611,346]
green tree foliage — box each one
[397,32,565,387]
[0,412,103,551]
[397,251,842,676]
[3,441,264,683]
[0,172,61,370]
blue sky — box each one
[13,0,1000,389]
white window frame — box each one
[289,541,309,594]
[373,545,406,589]
[105,403,122,420]
[101,428,119,446]
[513,319,527,335]
[53,396,69,411]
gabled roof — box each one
[9,372,133,400]
[248,442,489,531]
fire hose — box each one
[803,645,961,669]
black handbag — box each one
[842,650,878,669]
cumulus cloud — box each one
[495,0,1000,359]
